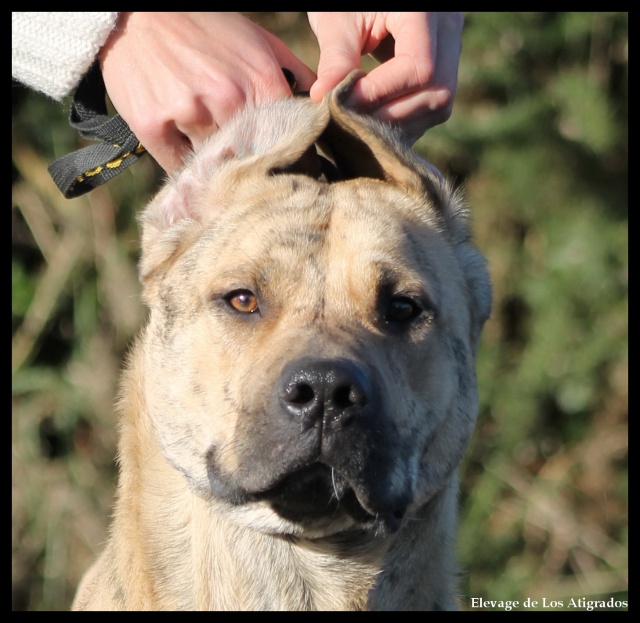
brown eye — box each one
[225,290,259,314]
[385,296,422,323]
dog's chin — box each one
[209,462,405,537]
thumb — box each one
[308,18,363,103]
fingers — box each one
[368,34,395,65]
[122,92,222,173]
[172,97,218,149]
[371,89,454,145]
[347,13,438,111]
[308,12,463,143]
[348,12,463,143]
[143,128,193,174]
[307,13,364,103]
[262,29,317,93]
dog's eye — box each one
[385,296,423,324]
[225,290,260,314]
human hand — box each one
[308,12,464,145]
[99,12,316,173]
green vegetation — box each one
[12,12,627,611]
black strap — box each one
[48,62,146,199]
[48,65,305,199]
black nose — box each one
[278,358,373,429]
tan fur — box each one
[72,71,491,611]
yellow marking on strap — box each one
[71,143,147,191]
[84,165,104,177]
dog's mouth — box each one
[253,463,401,532]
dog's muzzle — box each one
[265,357,411,533]
[265,358,388,527]
[207,356,413,534]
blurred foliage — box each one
[12,12,627,611]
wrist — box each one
[98,13,131,66]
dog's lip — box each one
[253,462,406,533]
[254,463,371,522]
[256,464,337,510]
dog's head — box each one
[136,71,491,537]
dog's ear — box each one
[457,240,493,353]
[323,71,443,189]
[138,98,331,288]
[322,71,471,242]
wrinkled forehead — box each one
[190,177,450,296]
[201,176,444,255]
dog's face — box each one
[136,73,491,537]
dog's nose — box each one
[278,358,373,429]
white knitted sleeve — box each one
[12,12,120,101]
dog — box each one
[72,71,492,611]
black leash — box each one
[48,62,146,199]
[48,67,311,198]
